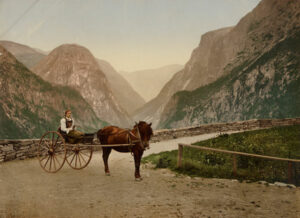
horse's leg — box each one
[102,147,112,176]
[134,150,144,181]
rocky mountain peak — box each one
[51,44,99,66]
[33,44,131,127]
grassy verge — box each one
[143,125,300,185]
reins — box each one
[98,125,147,153]
[135,124,145,150]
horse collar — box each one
[135,125,145,150]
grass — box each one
[143,125,300,185]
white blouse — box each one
[60,117,75,134]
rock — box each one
[287,184,296,189]
[258,181,268,185]
[274,182,289,187]
[4,153,16,161]
[2,144,14,152]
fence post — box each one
[232,154,237,176]
[288,162,293,184]
[177,144,183,168]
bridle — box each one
[133,123,150,151]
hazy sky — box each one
[0,0,260,71]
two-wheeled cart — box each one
[37,131,135,173]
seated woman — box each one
[59,109,84,144]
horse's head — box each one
[134,121,153,150]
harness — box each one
[98,125,148,154]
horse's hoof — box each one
[135,177,143,181]
[105,172,110,176]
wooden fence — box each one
[177,143,300,185]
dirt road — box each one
[0,133,299,218]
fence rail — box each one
[177,143,300,184]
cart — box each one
[37,131,136,173]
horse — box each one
[97,121,153,181]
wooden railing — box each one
[177,143,300,184]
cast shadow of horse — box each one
[97,121,153,181]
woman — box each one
[59,110,84,143]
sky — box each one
[0,0,261,72]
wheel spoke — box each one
[52,155,57,171]
[75,154,78,168]
[41,139,50,149]
[78,152,87,164]
[66,151,74,159]
[49,156,53,171]
[80,151,91,158]
[69,153,76,165]
[54,155,61,167]
[53,135,59,149]
[78,153,82,167]
[43,155,50,168]
[40,155,48,162]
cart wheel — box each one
[66,144,93,170]
[38,131,66,173]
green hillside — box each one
[0,46,108,139]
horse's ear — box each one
[149,123,152,127]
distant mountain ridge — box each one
[159,0,300,128]
[120,64,183,102]
[0,45,106,139]
[0,40,46,69]
[97,59,145,115]
[32,44,132,127]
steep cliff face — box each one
[159,0,300,128]
[120,64,183,102]
[0,40,46,69]
[133,27,236,128]
[135,0,300,129]
[0,46,107,139]
[32,44,131,127]
[97,59,145,115]
[160,31,300,128]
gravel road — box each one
[0,133,299,218]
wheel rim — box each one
[38,131,66,173]
[66,145,93,170]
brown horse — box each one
[97,121,153,180]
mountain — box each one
[0,45,107,139]
[97,59,145,115]
[32,44,132,127]
[120,64,183,102]
[134,0,300,129]
[0,40,46,69]
[159,0,300,128]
